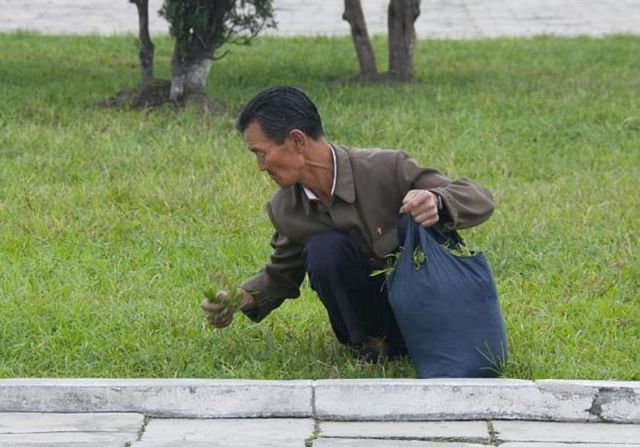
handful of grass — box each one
[203,288,244,314]
[203,271,244,315]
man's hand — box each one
[399,190,440,227]
[201,289,255,329]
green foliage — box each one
[476,342,509,376]
[412,246,426,269]
[0,33,638,379]
[159,0,275,60]
[204,270,245,316]
[442,240,476,258]
[371,251,402,277]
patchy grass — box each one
[0,33,638,379]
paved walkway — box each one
[2,413,640,447]
[0,0,638,38]
[1,379,639,446]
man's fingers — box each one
[207,312,233,328]
[400,197,420,214]
[401,190,436,215]
[414,211,439,227]
[239,289,256,309]
[201,298,226,313]
[406,201,437,220]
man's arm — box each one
[240,231,306,323]
[202,230,305,327]
[396,151,494,230]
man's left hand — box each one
[399,190,440,227]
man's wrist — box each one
[239,289,256,310]
[431,191,452,222]
[433,192,443,211]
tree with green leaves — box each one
[160,0,275,103]
[109,0,275,111]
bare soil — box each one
[96,79,226,114]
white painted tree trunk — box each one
[169,59,212,101]
[185,59,212,94]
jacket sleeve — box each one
[395,151,495,230]
[240,207,306,323]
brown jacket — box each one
[241,144,494,322]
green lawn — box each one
[0,33,638,379]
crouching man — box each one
[201,86,494,362]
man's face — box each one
[243,121,304,188]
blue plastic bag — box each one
[387,214,508,378]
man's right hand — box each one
[201,289,255,329]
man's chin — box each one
[274,179,294,189]
[268,174,294,189]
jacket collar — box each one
[332,144,356,204]
[300,143,355,216]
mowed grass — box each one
[0,33,638,379]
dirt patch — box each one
[96,79,227,114]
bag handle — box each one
[398,213,418,251]
[398,213,465,250]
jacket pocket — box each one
[373,226,399,258]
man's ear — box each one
[287,129,307,152]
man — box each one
[201,86,494,360]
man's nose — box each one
[257,158,266,171]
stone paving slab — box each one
[492,421,640,443]
[0,431,137,446]
[0,444,123,447]
[313,441,486,447]
[500,444,635,447]
[0,412,144,434]
[0,412,143,446]
[131,418,315,447]
[318,421,489,440]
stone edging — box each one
[1,379,638,423]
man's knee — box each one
[303,230,360,276]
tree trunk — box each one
[169,0,230,102]
[131,0,154,84]
[184,59,213,94]
[169,38,186,101]
[169,48,215,102]
[387,0,420,81]
[343,0,377,78]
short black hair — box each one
[236,86,324,144]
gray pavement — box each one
[0,0,638,38]
[1,379,639,446]
[2,413,640,446]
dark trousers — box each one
[303,230,406,354]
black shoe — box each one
[357,337,389,363]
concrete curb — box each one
[0,379,313,418]
[1,379,638,423]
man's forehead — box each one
[244,121,267,141]
[244,121,281,150]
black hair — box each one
[236,86,324,144]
